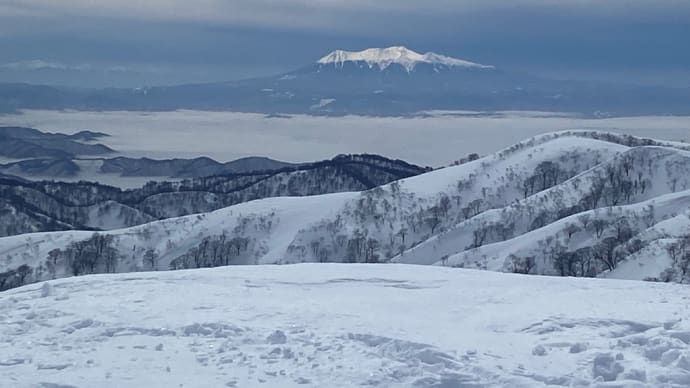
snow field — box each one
[1,264,690,387]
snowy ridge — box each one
[317,46,494,72]
[2,131,690,289]
[430,190,690,278]
[3,264,690,387]
[0,153,425,237]
[395,144,690,268]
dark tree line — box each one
[0,264,33,291]
[523,161,565,198]
[658,235,690,283]
[0,154,429,237]
[547,216,640,276]
[169,234,251,269]
[45,233,119,277]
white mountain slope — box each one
[2,264,690,388]
[432,191,690,277]
[605,209,690,281]
[395,145,690,274]
[1,131,690,289]
[317,46,494,71]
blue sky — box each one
[1,0,689,87]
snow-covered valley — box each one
[2,264,690,387]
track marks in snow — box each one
[518,316,690,387]
[345,333,487,387]
[2,303,490,388]
[520,317,658,338]
[2,265,690,387]
[179,323,489,387]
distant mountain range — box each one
[0,125,430,238]
[0,156,298,179]
[0,126,299,180]
[0,152,429,237]
[2,46,690,116]
[0,126,113,159]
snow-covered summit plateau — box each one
[317,46,494,72]
[2,264,690,387]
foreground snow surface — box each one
[1,265,690,388]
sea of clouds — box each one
[2,110,689,167]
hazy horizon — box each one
[3,109,689,166]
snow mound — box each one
[317,46,494,72]
[2,264,690,387]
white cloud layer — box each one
[0,60,136,72]
[2,110,690,166]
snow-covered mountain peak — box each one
[317,46,494,72]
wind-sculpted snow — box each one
[2,264,690,387]
[2,131,690,289]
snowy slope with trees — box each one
[0,154,426,237]
[396,143,690,278]
[2,264,690,387]
[2,131,690,290]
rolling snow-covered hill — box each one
[395,144,690,277]
[2,264,690,387]
[2,130,690,290]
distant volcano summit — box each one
[2,45,690,116]
[316,46,494,72]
